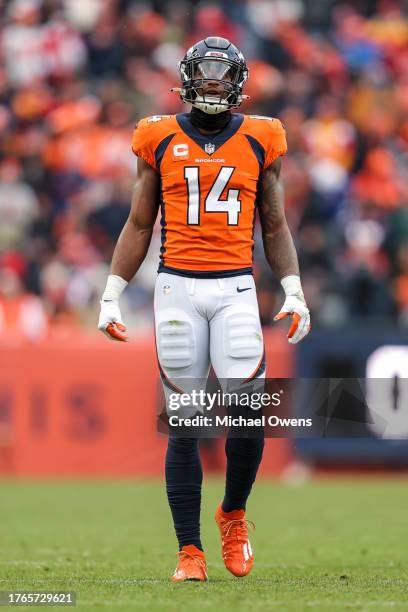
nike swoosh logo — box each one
[237,287,252,293]
[102,299,113,302]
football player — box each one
[98,37,310,582]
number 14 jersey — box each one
[131,113,287,277]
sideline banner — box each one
[0,329,292,476]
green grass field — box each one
[0,479,407,611]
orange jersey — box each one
[131,113,287,276]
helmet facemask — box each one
[179,57,248,114]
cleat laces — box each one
[175,550,207,577]
[222,518,255,559]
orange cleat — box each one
[215,504,255,577]
[170,545,208,583]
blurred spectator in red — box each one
[352,148,406,210]
[0,252,48,342]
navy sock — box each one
[222,436,265,512]
[165,437,203,550]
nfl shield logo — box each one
[204,142,215,155]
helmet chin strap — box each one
[192,95,229,115]
[190,106,231,131]
[170,86,250,116]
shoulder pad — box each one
[243,115,287,169]
[131,115,177,169]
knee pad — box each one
[156,312,195,370]
[224,309,263,360]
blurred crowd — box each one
[0,0,407,341]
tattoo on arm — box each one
[258,158,300,280]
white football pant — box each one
[154,273,265,413]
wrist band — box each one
[281,274,303,298]
[102,275,128,301]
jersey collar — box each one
[176,112,244,155]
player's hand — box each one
[274,295,310,344]
[98,299,128,342]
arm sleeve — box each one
[263,119,288,170]
[131,119,157,170]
